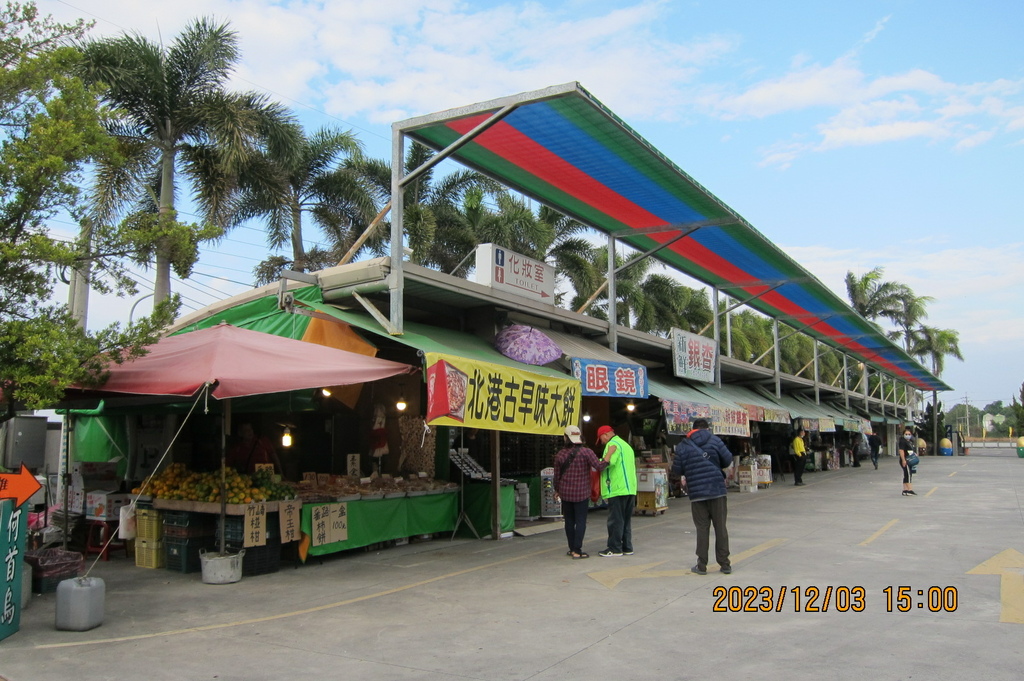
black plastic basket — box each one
[217,513,280,544]
[164,536,212,573]
[226,538,281,576]
[163,511,216,539]
[33,572,79,594]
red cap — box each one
[596,425,615,438]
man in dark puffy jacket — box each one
[672,419,734,575]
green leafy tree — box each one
[914,401,945,446]
[0,2,174,414]
[78,16,300,303]
[1010,384,1024,438]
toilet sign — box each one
[476,244,554,303]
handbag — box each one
[590,469,602,503]
[906,452,920,467]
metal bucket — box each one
[199,549,244,585]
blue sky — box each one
[43,0,1024,412]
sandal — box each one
[571,552,589,559]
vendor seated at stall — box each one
[227,422,283,475]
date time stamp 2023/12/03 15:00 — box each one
[711,586,960,613]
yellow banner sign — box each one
[425,352,581,436]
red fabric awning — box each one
[82,323,416,399]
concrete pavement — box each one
[3,452,1023,680]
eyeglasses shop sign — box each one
[671,328,717,384]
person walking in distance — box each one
[553,425,608,559]
[791,428,807,486]
[868,431,882,469]
[672,419,734,575]
[899,428,917,496]
[595,425,637,557]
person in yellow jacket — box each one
[596,425,637,557]
[790,428,807,486]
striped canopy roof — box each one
[398,82,949,392]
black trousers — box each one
[605,495,635,553]
[561,499,590,553]
[690,496,730,569]
[790,454,805,483]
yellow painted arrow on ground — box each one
[967,549,1024,624]
[588,538,787,589]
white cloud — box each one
[785,242,1024,344]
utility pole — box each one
[67,218,93,328]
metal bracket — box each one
[352,291,401,336]
[277,270,319,311]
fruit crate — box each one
[135,539,165,569]
[164,536,212,573]
[162,511,216,539]
[226,538,281,576]
[217,513,280,544]
[136,508,163,541]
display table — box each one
[301,493,458,557]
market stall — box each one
[64,323,424,569]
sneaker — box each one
[623,549,634,555]
[598,549,623,557]
[720,565,732,574]
[692,564,707,575]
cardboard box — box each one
[736,465,757,493]
[85,492,132,521]
[67,462,120,515]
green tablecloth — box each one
[458,483,515,538]
[301,493,458,556]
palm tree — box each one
[231,126,378,283]
[79,17,300,302]
[910,325,963,448]
[844,267,912,326]
[357,143,495,273]
[892,291,934,352]
[909,326,963,378]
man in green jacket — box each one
[596,425,637,557]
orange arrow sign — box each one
[0,464,42,507]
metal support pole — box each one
[724,293,732,359]
[773,318,781,398]
[712,287,721,388]
[607,233,617,352]
[389,130,405,335]
[843,355,850,409]
[862,362,869,415]
[491,431,501,541]
[813,340,820,404]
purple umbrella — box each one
[494,325,563,365]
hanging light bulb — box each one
[582,412,592,423]
[626,402,636,412]
[281,427,293,448]
[396,396,408,412]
